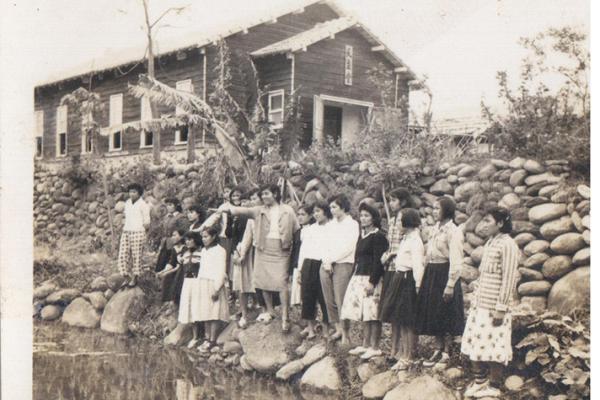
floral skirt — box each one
[461,307,513,365]
[340,275,382,322]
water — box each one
[33,323,329,400]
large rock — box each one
[301,356,341,391]
[509,157,526,169]
[457,165,476,177]
[512,221,539,235]
[470,246,484,265]
[301,343,327,366]
[542,256,573,281]
[46,289,82,304]
[383,375,457,400]
[573,248,590,266]
[216,321,241,345]
[540,216,575,240]
[515,233,536,247]
[523,160,545,174]
[478,164,497,180]
[34,282,59,300]
[90,276,109,292]
[571,211,584,232]
[523,253,550,270]
[106,273,127,292]
[582,230,590,245]
[430,179,453,195]
[100,287,147,334]
[548,267,590,314]
[528,203,567,224]
[509,170,528,187]
[464,212,483,233]
[82,292,107,310]
[518,281,552,296]
[524,173,561,187]
[465,232,485,247]
[499,193,521,210]
[223,340,243,354]
[363,370,399,399]
[238,321,302,373]
[538,184,560,198]
[461,265,480,283]
[62,298,101,328]
[550,233,585,255]
[164,323,193,346]
[454,181,481,202]
[41,305,62,321]
[520,296,547,313]
[276,359,305,381]
[577,184,590,199]
[519,268,544,281]
[524,240,550,256]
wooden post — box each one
[187,124,196,164]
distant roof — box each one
[431,116,490,137]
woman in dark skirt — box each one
[155,198,189,273]
[415,196,465,368]
[379,209,424,371]
[156,227,187,305]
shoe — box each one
[119,276,130,289]
[128,275,138,288]
[423,350,448,368]
[329,331,342,341]
[464,380,487,398]
[348,346,368,355]
[473,381,502,398]
[391,359,410,371]
[361,348,383,360]
[198,340,212,353]
[186,339,199,349]
[282,320,290,333]
[238,317,248,329]
[256,312,273,322]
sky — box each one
[26,0,590,122]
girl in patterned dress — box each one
[342,203,389,360]
[461,207,520,398]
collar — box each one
[361,227,379,239]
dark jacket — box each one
[353,230,389,286]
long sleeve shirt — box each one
[297,221,331,264]
[394,229,425,288]
[353,229,389,286]
[123,198,151,232]
[323,215,360,265]
[425,220,465,289]
[473,234,520,313]
[197,244,228,290]
[229,204,299,251]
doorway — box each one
[313,94,373,149]
[323,105,343,144]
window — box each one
[175,79,193,144]
[81,112,93,154]
[140,96,153,148]
[268,89,284,128]
[56,105,68,156]
[344,45,353,86]
[141,130,153,148]
[35,110,44,158]
[109,93,123,151]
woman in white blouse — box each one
[378,208,424,371]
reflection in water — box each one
[34,323,334,400]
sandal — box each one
[128,275,138,288]
[282,320,290,333]
[238,317,248,329]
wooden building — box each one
[33,0,421,160]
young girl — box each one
[380,188,415,357]
[416,196,465,368]
[461,207,520,398]
[187,205,206,233]
[196,225,230,353]
[290,205,315,309]
[177,232,205,348]
[155,198,189,274]
[156,228,187,306]
[342,203,389,360]
[378,209,424,371]
[299,201,331,339]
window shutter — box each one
[56,106,68,134]
[109,94,123,126]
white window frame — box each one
[175,79,193,144]
[268,89,285,129]
[109,93,123,152]
[140,130,154,148]
[139,96,153,148]
[55,105,68,157]
[35,110,44,158]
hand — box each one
[492,311,505,327]
[380,253,389,264]
[365,282,375,296]
[442,286,454,302]
[322,262,332,273]
[232,253,241,265]
[211,292,220,302]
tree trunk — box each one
[143,0,161,165]
[187,124,196,164]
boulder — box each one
[478,164,497,180]
[551,189,571,203]
[505,375,525,392]
[509,157,526,169]
[457,165,476,177]
[238,321,302,373]
[276,359,305,380]
[34,282,59,300]
[301,343,327,366]
[571,211,584,232]
[524,240,550,256]
[421,193,439,207]
[46,288,82,304]
[363,370,399,399]
[528,204,567,224]
[464,212,483,233]
[499,193,521,210]
[100,287,147,334]
[357,363,379,382]
[540,216,575,240]
[418,176,436,187]
[491,159,511,169]
[430,179,453,195]
[519,296,547,313]
[538,184,560,198]
[83,291,107,310]
[301,356,341,391]
[577,184,590,200]
[512,221,539,235]
[114,201,126,213]
[582,215,590,230]
[523,253,550,270]
[518,281,552,296]
[509,170,528,187]
[454,181,481,202]
[164,323,193,346]
[524,196,550,208]
[383,375,457,400]
[466,233,485,247]
[239,355,254,371]
[447,175,458,183]
[106,273,127,292]
[515,233,536,247]
[62,298,101,329]
[511,207,529,221]
[576,200,590,214]
[470,246,484,265]
[104,289,115,300]
[582,230,590,245]
[572,248,590,266]
[548,267,590,314]
[223,341,243,354]
[41,304,62,321]
[216,321,241,345]
[542,256,573,281]
[524,173,561,187]
[519,268,544,281]
[523,160,545,174]
[550,233,585,255]
[90,276,109,292]
[461,265,480,283]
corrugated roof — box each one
[251,17,356,56]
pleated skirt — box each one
[378,270,417,326]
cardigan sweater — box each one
[353,229,389,286]
[230,204,299,251]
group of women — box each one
[153,183,520,398]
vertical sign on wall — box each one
[344,45,353,86]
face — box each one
[201,230,216,247]
[480,214,501,237]
[166,203,176,213]
[389,197,402,212]
[183,198,193,211]
[359,210,374,228]
[171,230,182,243]
[223,188,232,201]
[240,199,250,207]
[184,237,195,248]
[129,189,140,202]
[250,193,262,207]
[261,189,276,206]
[298,208,311,225]
[230,190,242,206]
[187,210,199,222]
[313,207,328,223]
[433,202,442,222]
[329,202,345,219]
